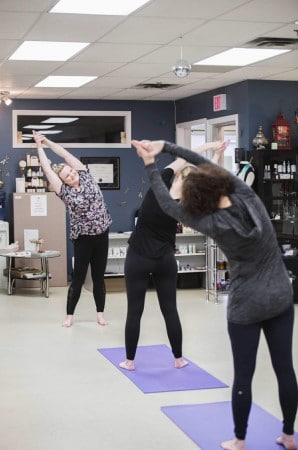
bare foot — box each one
[276,433,297,450]
[221,438,246,450]
[119,360,135,371]
[97,312,108,326]
[62,315,73,328]
[174,357,189,368]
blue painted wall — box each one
[0,98,175,230]
[175,79,298,151]
[1,80,297,276]
[175,80,250,148]
[246,80,298,148]
[0,99,175,275]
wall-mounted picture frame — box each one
[81,156,120,190]
[12,110,131,148]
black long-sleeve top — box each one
[128,168,177,258]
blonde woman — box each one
[33,131,112,328]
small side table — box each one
[0,250,61,298]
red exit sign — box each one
[213,94,227,111]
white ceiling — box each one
[0,0,297,101]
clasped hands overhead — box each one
[131,139,165,165]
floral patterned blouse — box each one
[58,170,112,241]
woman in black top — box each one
[119,141,227,371]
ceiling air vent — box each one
[244,37,298,49]
[135,82,180,90]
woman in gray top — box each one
[132,139,297,450]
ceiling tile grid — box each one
[0,0,296,100]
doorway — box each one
[176,114,239,302]
[176,114,239,174]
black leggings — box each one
[228,305,297,439]
[66,230,109,315]
[124,246,183,360]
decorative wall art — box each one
[81,156,120,190]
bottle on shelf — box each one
[20,156,47,193]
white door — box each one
[176,114,239,173]
[176,114,238,302]
[176,118,207,150]
[207,114,239,174]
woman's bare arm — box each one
[33,131,85,170]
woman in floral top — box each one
[33,131,112,328]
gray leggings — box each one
[228,305,297,439]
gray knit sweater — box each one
[145,141,293,324]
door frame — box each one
[176,118,207,149]
[176,114,238,147]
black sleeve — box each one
[144,164,190,224]
[161,167,174,189]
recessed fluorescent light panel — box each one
[194,48,290,67]
[23,125,55,129]
[37,130,63,135]
[42,117,79,124]
[9,41,89,61]
[35,76,97,88]
[22,130,63,137]
[50,0,150,15]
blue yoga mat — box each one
[98,344,228,393]
[161,401,298,450]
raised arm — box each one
[33,131,62,194]
[163,140,228,174]
[165,157,187,173]
[132,139,230,169]
[33,131,85,170]
[132,139,209,167]
[195,140,229,164]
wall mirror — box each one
[12,110,131,148]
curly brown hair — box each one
[181,163,235,215]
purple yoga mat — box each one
[161,401,298,450]
[98,344,227,393]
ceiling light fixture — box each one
[172,37,191,78]
[35,76,97,88]
[50,0,150,15]
[0,91,12,106]
[194,47,290,67]
[9,41,89,62]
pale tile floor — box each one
[0,286,297,450]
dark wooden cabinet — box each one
[251,149,298,303]
[251,149,298,225]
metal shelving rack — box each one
[205,237,229,304]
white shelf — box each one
[175,251,206,257]
[108,256,126,259]
[105,273,124,277]
[109,232,131,239]
[105,232,207,288]
[178,269,206,273]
